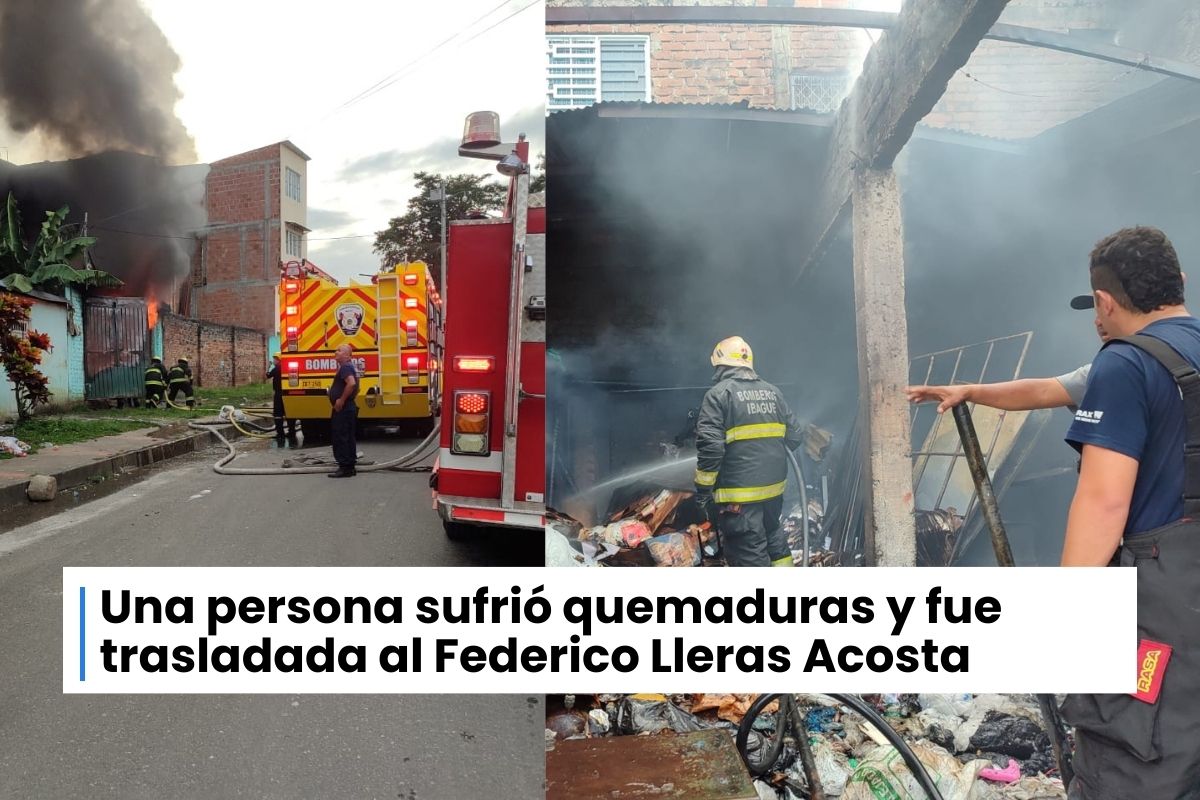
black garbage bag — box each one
[968,711,1051,759]
[614,696,705,735]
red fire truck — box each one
[432,112,545,538]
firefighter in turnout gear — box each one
[166,357,195,408]
[694,336,804,566]
[144,357,167,408]
[267,353,298,445]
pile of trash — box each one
[916,508,966,567]
[547,490,841,568]
[546,693,1067,799]
[548,488,722,567]
[0,435,31,457]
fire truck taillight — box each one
[406,355,420,384]
[452,390,490,455]
[404,298,418,309]
[454,356,494,373]
[406,319,419,347]
[287,361,299,387]
[285,305,298,315]
[284,281,299,292]
[286,326,299,352]
[403,274,419,286]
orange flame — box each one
[147,289,158,329]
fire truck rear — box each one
[433,112,545,538]
[278,259,443,435]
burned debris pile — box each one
[548,485,841,568]
[546,693,1068,799]
[548,422,845,567]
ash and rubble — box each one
[546,693,1068,799]
[548,420,968,567]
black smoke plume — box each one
[0,0,203,304]
[0,0,195,163]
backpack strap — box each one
[1110,334,1200,516]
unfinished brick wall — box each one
[550,0,1166,140]
[160,312,267,388]
[194,142,282,335]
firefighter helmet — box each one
[710,336,753,369]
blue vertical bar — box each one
[79,586,85,681]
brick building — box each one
[546,0,1197,140]
[187,140,310,335]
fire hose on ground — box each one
[188,417,440,476]
[735,692,946,800]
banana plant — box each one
[0,192,121,294]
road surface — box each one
[0,435,546,798]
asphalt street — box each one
[0,435,546,799]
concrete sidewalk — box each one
[0,422,242,514]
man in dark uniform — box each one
[328,343,359,478]
[1058,226,1200,799]
[166,357,194,408]
[694,336,804,567]
[266,353,298,446]
[144,356,166,408]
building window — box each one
[285,167,302,202]
[286,229,302,257]
[790,72,853,113]
[546,35,650,111]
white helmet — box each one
[711,336,754,369]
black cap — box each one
[1070,294,1095,310]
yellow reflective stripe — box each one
[725,422,786,443]
[771,555,795,567]
[694,469,718,487]
[714,480,787,503]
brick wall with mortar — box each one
[194,143,282,335]
[160,312,266,388]
[549,0,1180,140]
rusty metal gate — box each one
[84,297,150,402]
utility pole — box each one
[426,182,448,310]
[440,179,447,313]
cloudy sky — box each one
[144,0,545,283]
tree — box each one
[373,172,506,270]
[0,293,51,421]
[0,192,121,294]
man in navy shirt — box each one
[1059,227,1200,799]
[328,344,359,478]
[1062,229,1199,562]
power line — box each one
[326,0,520,117]
[337,0,542,110]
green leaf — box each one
[0,273,34,293]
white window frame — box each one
[285,167,302,203]
[286,228,302,258]
[546,34,651,112]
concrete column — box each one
[851,167,915,566]
[770,25,793,110]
